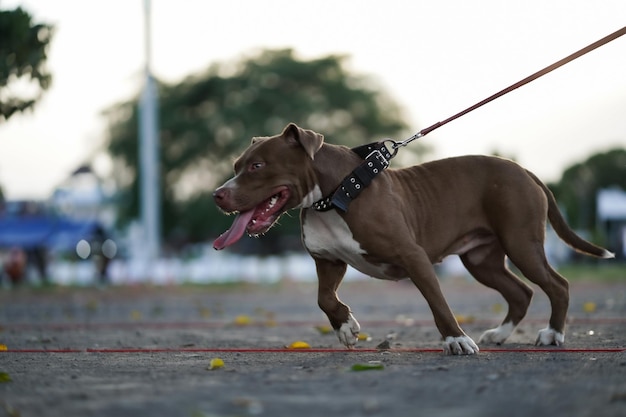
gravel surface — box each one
[1,278,625,417]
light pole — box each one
[139,0,160,265]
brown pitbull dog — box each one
[213,123,614,355]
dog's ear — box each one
[282,123,324,160]
[251,136,269,144]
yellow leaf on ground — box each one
[287,341,311,349]
[314,325,333,335]
[583,302,597,313]
[197,307,211,318]
[491,303,504,314]
[234,315,252,326]
[207,358,225,370]
[455,314,475,324]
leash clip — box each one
[390,132,424,153]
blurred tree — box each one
[105,49,423,252]
[0,6,53,122]
[549,148,626,231]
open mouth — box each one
[213,186,291,250]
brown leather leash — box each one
[313,26,626,213]
[390,25,626,153]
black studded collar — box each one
[311,141,394,213]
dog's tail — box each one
[526,170,615,259]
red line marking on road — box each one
[3,317,625,331]
[2,347,624,354]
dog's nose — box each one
[213,187,229,203]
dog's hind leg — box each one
[460,242,534,345]
[314,257,360,349]
[505,243,569,346]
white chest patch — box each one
[302,210,406,280]
[298,185,323,208]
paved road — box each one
[1,278,625,416]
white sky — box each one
[0,0,625,199]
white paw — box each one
[336,313,360,348]
[535,326,565,346]
[444,335,480,355]
[479,322,515,345]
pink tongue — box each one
[213,210,255,250]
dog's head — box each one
[213,123,323,250]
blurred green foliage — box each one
[549,148,626,231]
[0,6,53,122]
[104,49,421,252]
[556,263,626,282]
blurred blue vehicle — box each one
[0,200,111,285]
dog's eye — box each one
[248,162,265,172]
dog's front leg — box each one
[406,249,480,355]
[314,257,360,349]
